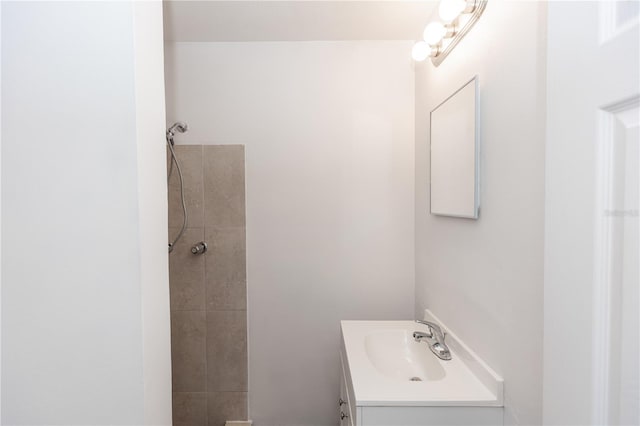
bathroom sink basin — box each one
[340,314,503,407]
[364,329,446,382]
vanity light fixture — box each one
[412,0,487,66]
[423,22,447,46]
[439,0,468,22]
[411,41,432,62]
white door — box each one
[544,1,639,425]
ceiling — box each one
[163,1,438,42]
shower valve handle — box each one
[191,241,208,255]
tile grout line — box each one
[241,147,249,419]
[243,147,248,418]
[201,144,209,425]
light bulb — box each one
[423,22,446,46]
[439,0,466,22]
[411,41,430,62]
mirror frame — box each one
[429,76,480,219]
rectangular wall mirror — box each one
[430,76,480,219]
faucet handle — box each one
[415,319,436,327]
[415,319,447,342]
[415,319,440,333]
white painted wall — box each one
[164,41,415,425]
[133,2,173,425]
[414,2,546,425]
[163,0,437,42]
[0,1,3,420]
[2,2,170,424]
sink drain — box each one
[409,376,422,382]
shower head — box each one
[167,122,188,136]
[166,122,189,146]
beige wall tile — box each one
[169,227,206,311]
[207,392,247,426]
[171,311,206,392]
[205,227,246,311]
[173,392,207,426]
[206,311,247,392]
[169,145,204,228]
[203,145,245,228]
[170,144,248,419]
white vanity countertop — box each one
[341,312,504,407]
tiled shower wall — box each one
[168,145,248,425]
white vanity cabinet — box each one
[339,360,354,426]
[338,361,502,426]
[339,315,504,426]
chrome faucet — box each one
[413,319,452,361]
